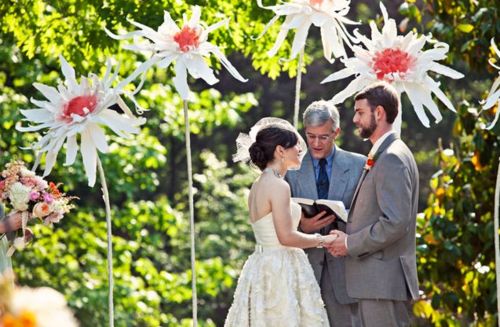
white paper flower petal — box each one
[330,77,371,104]
[290,21,312,59]
[81,129,97,187]
[483,87,500,110]
[19,109,52,123]
[88,123,109,153]
[65,134,78,166]
[405,84,431,127]
[172,61,190,100]
[185,57,218,85]
[208,45,248,83]
[428,62,464,79]
[59,55,78,90]
[33,83,62,104]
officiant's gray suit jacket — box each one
[285,147,366,305]
[345,133,419,301]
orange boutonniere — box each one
[364,153,378,171]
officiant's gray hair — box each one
[303,100,340,131]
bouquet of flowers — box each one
[0,160,76,254]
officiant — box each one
[285,100,365,326]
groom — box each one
[328,82,419,326]
[285,100,365,326]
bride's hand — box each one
[322,233,339,247]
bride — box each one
[225,118,335,327]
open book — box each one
[292,197,348,223]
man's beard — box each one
[359,113,377,139]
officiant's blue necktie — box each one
[317,158,329,199]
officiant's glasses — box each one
[305,132,335,143]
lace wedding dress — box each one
[224,202,329,327]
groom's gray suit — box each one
[286,146,365,326]
[346,133,419,326]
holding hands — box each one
[326,230,348,257]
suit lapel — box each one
[329,147,348,200]
[299,153,318,198]
[348,133,399,216]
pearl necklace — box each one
[263,167,283,179]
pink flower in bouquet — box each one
[20,176,37,188]
[32,202,53,219]
[44,212,63,225]
[29,191,40,201]
[42,193,54,204]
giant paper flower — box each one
[482,39,500,129]
[256,0,358,63]
[321,2,464,127]
[17,56,146,187]
[105,5,247,100]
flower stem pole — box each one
[494,157,500,327]
[293,48,304,128]
[183,99,198,326]
[97,156,114,327]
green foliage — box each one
[414,103,499,325]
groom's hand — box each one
[327,230,348,257]
[299,211,335,234]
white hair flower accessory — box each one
[322,2,463,130]
[233,117,307,164]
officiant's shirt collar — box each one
[311,146,336,179]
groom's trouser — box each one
[320,265,360,327]
[357,299,410,327]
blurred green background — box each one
[0,0,498,325]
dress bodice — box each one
[251,202,302,247]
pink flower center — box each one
[173,26,201,53]
[309,0,324,5]
[372,48,414,81]
[61,95,97,121]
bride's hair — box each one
[249,126,298,170]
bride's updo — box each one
[248,126,298,170]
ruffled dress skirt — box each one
[224,245,329,327]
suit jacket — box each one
[285,146,366,304]
[346,133,420,301]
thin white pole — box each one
[97,156,114,327]
[183,99,198,326]
[293,48,305,128]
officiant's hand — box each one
[326,230,348,257]
[299,211,335,234]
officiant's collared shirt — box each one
[311,146,336,182]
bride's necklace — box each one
[263,167,283,179]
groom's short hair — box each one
[355,82,399,124]
[303,100,340,131]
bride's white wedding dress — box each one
[224,202,329,327]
